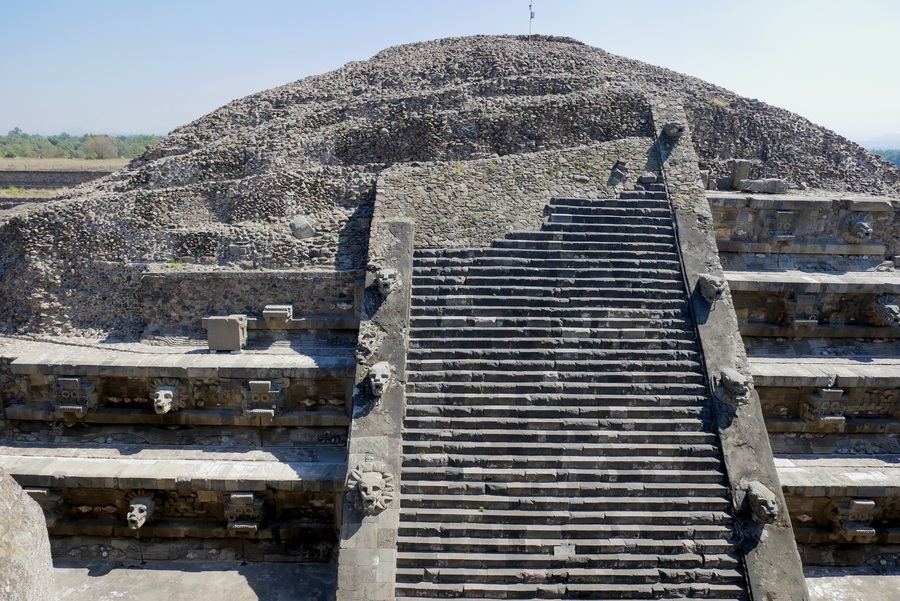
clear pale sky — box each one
[1,0,897,145]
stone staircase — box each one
[394,187,750,599]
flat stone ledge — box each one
[0,453,344,492]
[717,241,885,255]
[707,191,899,211]
[749,358,900,388]
[8,346,355,379]
[727,270,900,294]
[775,456,900,497]
[806,566,900,601]
[53,561,335,601]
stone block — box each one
[289,215,316,239]
[848,198,894,212]
[729,159,751,190]
[202,314,248,352]
[262,304,293,322]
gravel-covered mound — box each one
[1,35,898,338]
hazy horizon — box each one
[2,1,898,146]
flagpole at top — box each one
[528,2,534,37]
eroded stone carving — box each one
[829,498,877,543]
[698,274,725,303]
[849,218,874,243]
[663,121,685,139]
[862,295,900,327]
[802,387,847,432]
[225,491,265,532]
[715,368,752,407]
[53,377,98,418]
[766,210,796,241]
[347,462,395,515]
[782,294,820,329]
[745,480,779,524]
[262,304,293,322]
[368,361,391,397]
[376,267,401,296]
[241,379,287,419]
[150,378,187,415]
[126,493,156,530]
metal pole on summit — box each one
[528,1,535,37]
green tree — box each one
[81,135,119,159]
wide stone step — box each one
[407,357,701,373]
[413,278,684,298]
[408,324,693,339]
[401,427,717,445]
[490,238,677,252]
[414,246,676,262]
[408,336,697,351]
[543,205,672,217]
[406,347,700,362]
[396,549,741,570]
[545,213,673,225]
[539,222,674,235]
[408,317,693,334]
[401,440,720,459]
[502,230,676,244]
[413,256,683,270]
[397,521,735,540]
[403,404,709,422]
[395,536,737,556]
[412,263,682,276]
[399,492,732,512]
[395,565,743,585]
[410,297,688,311]
[549,197,670,209]
[397,566,743,587]
[407,382,707,397]
[401,466,726,485]
[408,370,705,385]
[403,415,711,433]
[399,507,732,526]
[411,275,686,291]
[405,392,710,408]
[410,303,687,320]
[394,582,745,601]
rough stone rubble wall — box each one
[140,270,359,337]
[376,137,656,248]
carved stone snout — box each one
[746,481,779,524]
[698,274,725,303]
[127,497,155,530]
[849,219,874,242]
[376,268,401,296]
[368,361,391,397]
[715,367,752,406]
[663,122,686,140]
[862,295,900,327]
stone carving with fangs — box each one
[375,267,401,296]
[126,490,156,530]
[347,461,396,515]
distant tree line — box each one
[0,128,162,159]
[873,149,900,168]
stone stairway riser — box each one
[405,393,712,408]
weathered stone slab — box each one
[0,468,53,601]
